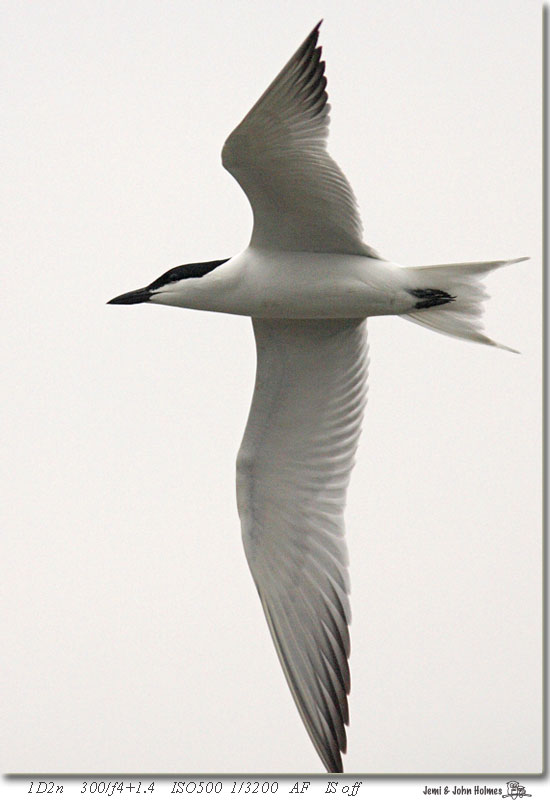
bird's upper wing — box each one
[222,23,380,258]
[236,318,369,772]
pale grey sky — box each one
[2,0,542,775]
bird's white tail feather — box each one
[401,258,528,353]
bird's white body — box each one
[109,21,524,773]
[151,250,412,318]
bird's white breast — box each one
[152,248,412,319]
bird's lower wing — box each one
[236,318,369,772]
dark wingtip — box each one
[300,20,322,54]
[328,752,344,774]
[310,19,323,44]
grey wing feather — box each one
[236,318,369,772]
[222,23,381,257]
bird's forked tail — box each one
[401,258,528,353]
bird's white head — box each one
[107,258,229,308]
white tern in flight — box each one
[109,22,526,773]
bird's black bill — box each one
[107,288,153,305]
